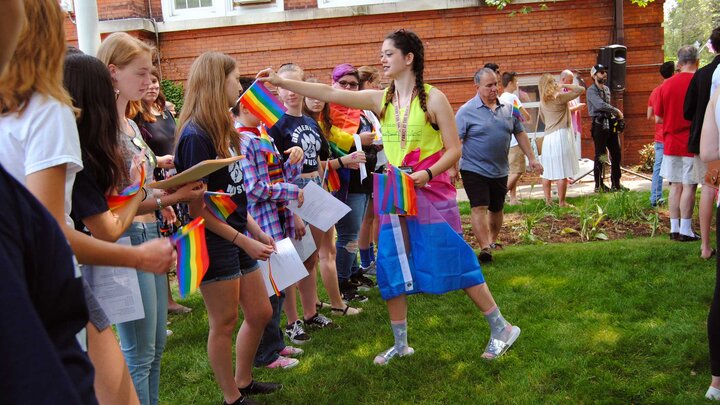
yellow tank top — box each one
[380,83,444,166]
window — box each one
[317,0,396,9]
[174,0,213,10]
[517,76,545,138]
[161,0,283,20]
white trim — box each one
[105,0,555,33]
[317,0,396,9]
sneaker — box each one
[264,355,299,370]
[285,320,311,345]
[166,329,173,337]
[478,247,493,263]
[342,290,368,303]
[361,261,376,276]
[304,312,338,329]
[279,346,304,357]
[238,380,282,396]
[351,274,375,291]
[223,396,259,405]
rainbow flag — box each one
[323,164,341,193]
[267,260,281,296]
[204,191,238,222]
[172,217,210,298]
[373,165,417,215]
[258,125,278,165]
[391,166,417,215]
[511,99,524,122]
[107,165,146,211]
[239,81,287,128]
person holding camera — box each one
[587,63,625,192]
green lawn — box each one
[160,236,717,404]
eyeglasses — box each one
[337,80,359,89]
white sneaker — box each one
[706,386,720,400]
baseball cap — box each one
[591,64,607,76]
[332,63,359,82]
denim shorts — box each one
[293,175,322,189]
[201,231,259,285]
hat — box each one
[332,63,359,82]
[591,64,607,76]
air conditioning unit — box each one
[233,0,272,5]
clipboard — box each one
[147,156,244,189]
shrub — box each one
[637,143,655,173]
[161,79,184,113]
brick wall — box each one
[63,0,665,164]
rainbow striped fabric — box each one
[511,99,524,122]
[172,217,210,298]
[323,164,341,193]
[204,191,238,223]
[239,81,287,128]
[107,165,146,211]
[373,165,417,215]
[258,125,278,165]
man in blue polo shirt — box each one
[457,67,542,263]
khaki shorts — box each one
[508,145,526,174]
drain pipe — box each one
[614,0,624,45]
[75,0,101,55]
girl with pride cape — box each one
[257,29,521,364]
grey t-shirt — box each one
[456,95,525,178]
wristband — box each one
[425,168,433,181]
[231,231,240,245]
[141,188,148,201]
[337,157,344,168]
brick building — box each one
[64,0,665,163]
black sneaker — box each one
[351,274,375,291]
[238,380,282,396]
[342,290,369,303]
[285,320,311,345]
[224,396,259,405]
[478,247,493,263]
[304,312,338,329]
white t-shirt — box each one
[0,93,83,227]
[499,92,523,147]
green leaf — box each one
[561,228,579,235]
[594,233,609,240]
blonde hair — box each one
[97,32,155,119]
[177,52,239,158]
[278,63,305,80]
[539,73,560,103]
[0,0,72,114]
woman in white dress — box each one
[538,73,584,206]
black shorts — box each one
[202,231,259,285]
[461,170,508,212]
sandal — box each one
[373,345,414,365]
[168,305,192,315]
[481,325,521,360]
[331,306,362,316]
[702,249,717,260]
[315,301,331,311]
[490,242,503,251]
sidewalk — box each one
[456,159,654,202]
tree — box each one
[664,0,719,66]
[486,0,656,11]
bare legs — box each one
[470,206,504,249]
[700,185,715,258]
[87,324,140,405]
[507,173,522,205]
[542,178,569,206]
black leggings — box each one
[710,209,720,376]
[591,121,622,189]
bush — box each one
[161,79,184,113]
[637,142,655,173]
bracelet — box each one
[156,197,163,210]
[337,157,344,168]
[141,188,148,201]
[231,231,240,245]
[425,168,433,181]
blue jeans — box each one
[116,222,168,405]
[336,193,369,281]
[254,292,285,367]
[651,142,664,204]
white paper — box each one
[290,230,317,262]
[287,181,351,232]
[353,134,368,182]
[82,237,145,324]
[258,238,310,297]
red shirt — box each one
[648,85,664,143]
[654,72,694,157]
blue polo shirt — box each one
[456,95,525,178]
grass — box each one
[160,235,716,404]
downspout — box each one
[147,0,162,79]
[614,0,624,45]
[75,0,101,56]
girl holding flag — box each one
[257,29,521,364]
[174,52,279,405]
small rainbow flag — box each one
[107,165,146,211]
[323,164,341,193]
[172,217,210,298]
[239,81,287,128]
[511,99,524,122]
[267,260,281,296]
[258,125,278,165]
[204,191,238,222]
[373,165,417,215]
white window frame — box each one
[516,75,545,140]
[317,0,397,9]
[161,0,283,21]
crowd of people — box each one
[4,0,720,403]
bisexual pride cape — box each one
[375,149,485,300]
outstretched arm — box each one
[257,68,385,113]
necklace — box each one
[393,88,416,149]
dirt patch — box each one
[461,211,671,249]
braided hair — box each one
[379,29,431,123]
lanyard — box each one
[393,88,417,149]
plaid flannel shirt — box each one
[239,130,303,241]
